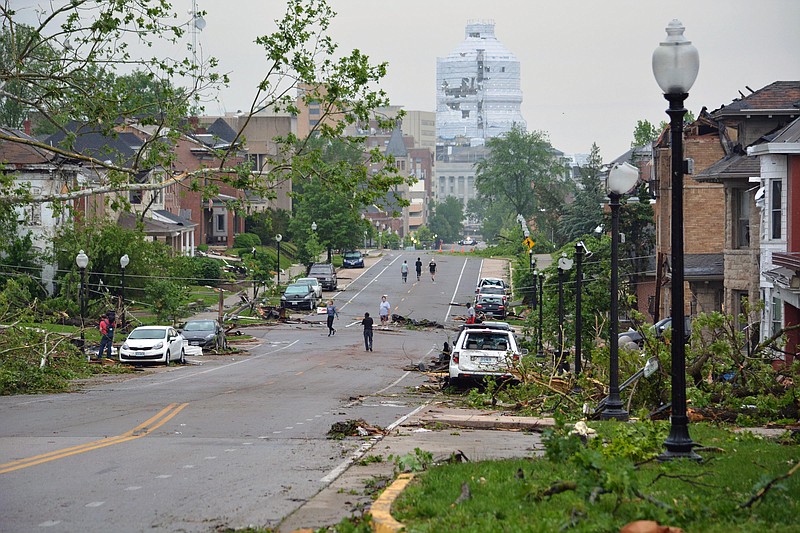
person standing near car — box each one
[97,312,114,360]
[428,258,437,282]
[415,257,422,281]
[361,312,374,351]
[325,300,338,336]
[466,302,476,324]
[379,295,391,327]
[400,260,409,283]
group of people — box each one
[325,255,441,352]
[401,257,437,283]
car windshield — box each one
[309,266,330,275]
[285,285,311,294]
[296,278,318,285]
[479,286,505,294]
[344,252,361,259]
[183,321,215,332]
[479,296,503,304]
[463,332,511,351]
[128,328,167,340]
[481,279,504,287]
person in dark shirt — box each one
[415,257,422,281]
[361,312,374,352]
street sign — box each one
[523,237,535,249]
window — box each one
[462,110,470,119]
[771,180,782,239]
[734,188,750,248]
[771,297,783,337]
[130,190,142,204]
[26,204,41,226]
[216,214,225,232]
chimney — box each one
[23,119,31,135]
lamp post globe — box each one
[653,19,701,461]
[75,250,89,355]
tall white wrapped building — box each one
[436,21,526,143]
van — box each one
[308,263,338,290]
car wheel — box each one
[448,376,464,389]
[178,349,185,365]
[164,350,171,366]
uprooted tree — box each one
[0,0,410,208]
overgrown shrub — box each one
[234,233,261,249]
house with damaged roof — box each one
[654,81,800,362]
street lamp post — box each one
[119,254,129,331]
[364,230,368,250]
[556,254,573,372]
[601,161,639,420]
[76,250,89,356]
[574,242,590,376]
[653,19,700,460]
[275,234,283,288]
[535,270,544,356]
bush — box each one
[191,257,222,286]
[234,233,261,249]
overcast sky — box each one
[15,0,800,160]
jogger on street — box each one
[415,257,422,281]
[362,312,374,351]
[401,260,409,283]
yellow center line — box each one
[0,403,188,475]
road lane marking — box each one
[445,257,472,323]
[0,403,188,475]
[341,255,402,311]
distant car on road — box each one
[458,237,476,246]
[281,283,319,310]
[309,262,338,290]
[119,326,185,366]
[342,250,365,268]
[179,319,222,350]
[295,277,323,299]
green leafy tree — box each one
[632,120,660,147]
[475,125,571,247]
[428,196,464,243]
[144,279,189,325]
[0,0,404,212]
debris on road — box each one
[327,419,386,440]
[390,314,445,329]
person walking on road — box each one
[400,260,409,283]
[379,295,391,327]
[361,312,374,351]
[428,258,437,282]
[415,257,422,281]
[325,299,338,336]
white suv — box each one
[449,325,526,385]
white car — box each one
[295,277,323,300]
[476,277,508,294]
[449,325,526,386]
[119,326,186,366]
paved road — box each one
[0,251,506,532]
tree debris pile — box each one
[326,419,385,440]
[391,314,445,329]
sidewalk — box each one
[277,404,553,532]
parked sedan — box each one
[281,283,318,310]
[179,319,222,350]
[475,294,507,319]
[119,326,185,366]
[295,277,323,300]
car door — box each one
[168,327,183,355]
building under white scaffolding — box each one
[436,20,526,143]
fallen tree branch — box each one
[534,480,577,500]
[740,460,800,508]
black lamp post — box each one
[535,270,544,356]
[556,254,573,371]
[275,234,282,288]
[574,242,591,375]
[600,162,639,420]
[653,19,701,460]
[76,250,89,355]
[119,254,129,331]
[528,249,536,306]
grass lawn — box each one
[393,422,800,532]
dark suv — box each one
[309,263,338,290]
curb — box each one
[371,473,414,533]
